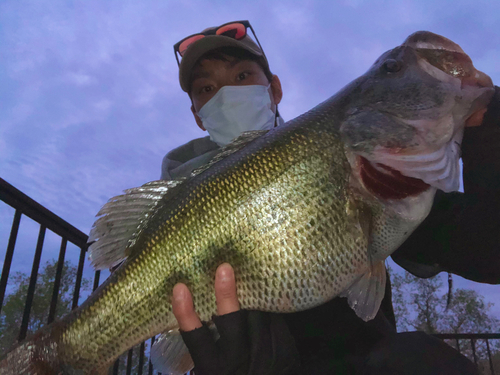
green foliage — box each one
[389,266,498,334]
[0,259,91,356]
[389,265,500,368]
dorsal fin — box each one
[88,130,267,270]
[88,179,185,270]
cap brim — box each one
[179,35,264,92]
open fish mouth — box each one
[404,31,493,129]
[341,31,494,194]
[359,156,430,200]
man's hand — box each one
[172,263,240,331]
[171,263,300,375]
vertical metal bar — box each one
[18,225,46,341]
[112,358,119,375]
[138,341,145,375]
[72,244,87,310]
[486,339,495,375]
[456,338,461,353]
[93,270,101,292]
[47,238,67,324]
[0,209,22,314]
[471,338,477,365]
[126,348,133,375]
[149,336,156,375]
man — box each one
[161,20,283,181]
[162,21,499,374]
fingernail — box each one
[173,284,186,301]
[218,264,234,282]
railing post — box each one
[470,338,477,365]
[48,237,67,324]
[18,225,46,341]
[138,341,145,375]
[0,209,22,315]
[149,336,156,375]
[72,244,87,310]
[112,358,119,375]
[486,339,495,375]
[93,270,101,292]
[126,348,134,375]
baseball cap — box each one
[174,21,269,92]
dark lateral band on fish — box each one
[0,31,494,375]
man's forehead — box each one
[191,57,255,80]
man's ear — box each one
[191,105,206,131]
[270,75,283,105]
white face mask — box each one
[197,84,276,147]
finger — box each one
[214,263,240,316]
[172,283,202,332]
[465,107,488,127]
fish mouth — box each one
[403,31,493,89]
[404,31,493,128]
[359,156,430,200]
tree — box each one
[0,260,153,374]
[0,259,91,356]
[389,265,500,367]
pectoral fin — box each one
[150,330,194,375]
[340,260,386,322]
[150,324,220,375]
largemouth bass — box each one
[1,31,493,374]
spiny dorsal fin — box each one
[88,130,267,270]
[88,179,185,270]
[191,130,268,176]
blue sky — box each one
[1,0,499,319]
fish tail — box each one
[0,332,58,374]
[0,321,91,374]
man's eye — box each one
[200,86,213,94]
[237,72,250,81]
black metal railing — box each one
[434,333,499,375]
[1,177,498,374]
[0,177,158,374]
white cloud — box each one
[93,99,113,112]
[65,72,96,86]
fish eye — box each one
[383,59,402,73]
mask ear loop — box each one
[266,83,280,127]
[274,104,280,127]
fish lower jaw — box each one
[358,156,430,200]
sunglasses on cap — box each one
[173,20,266,66]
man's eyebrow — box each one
[229,59,244,68]
[191,71,211,82]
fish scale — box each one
[55,115,364,372]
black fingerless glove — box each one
[180,310,300,375]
